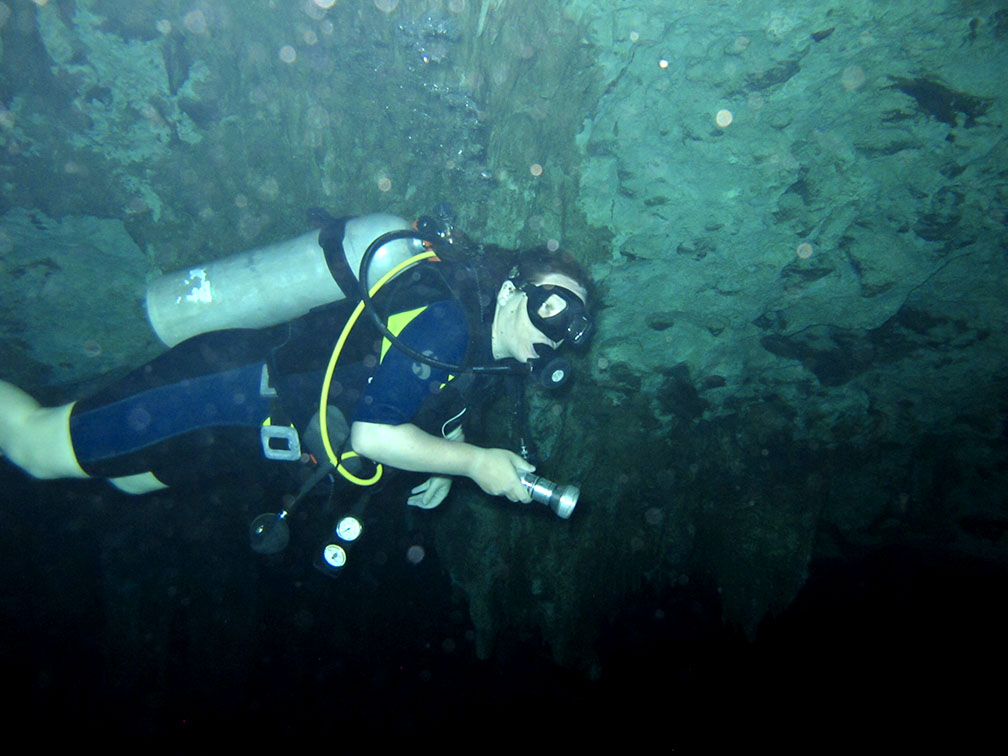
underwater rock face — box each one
[33,0,210,221]
[575,0,1007,446]
[0,209,160,390]
[446,0,1008,665]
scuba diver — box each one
[0,207,594,531]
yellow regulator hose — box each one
[319,249,437,485]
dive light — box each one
[520,472,579,519]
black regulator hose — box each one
[357,229,527,376]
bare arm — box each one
[350,420,534,502]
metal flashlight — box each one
[520,472,579,519]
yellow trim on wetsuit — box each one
[380,306,455,388]
[380,306,427,362]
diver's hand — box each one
[468,448,535,503]
[408,475,453,509]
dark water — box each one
[2,467,1003,743]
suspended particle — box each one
[841,65,866,91]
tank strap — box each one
[316,214,359,302]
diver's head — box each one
[510,245,596,310]
[490,247,594,364]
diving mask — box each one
[518,280,593,347]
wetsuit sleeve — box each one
[352,299,469,426]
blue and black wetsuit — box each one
[68,292,478,488]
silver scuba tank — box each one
[145,213,424,347]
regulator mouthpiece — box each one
[531,344,571,389]
[520,472,579,519]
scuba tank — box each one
[145,213,424,347]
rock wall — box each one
[433,0,1008,667]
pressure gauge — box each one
[322,543,347,569]
[336,516,362,542]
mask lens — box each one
[537,293,568,319]
[523,283,593,346]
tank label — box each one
[176,267,212,304]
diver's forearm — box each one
[350,421,481,478]
[350,420,533,501]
